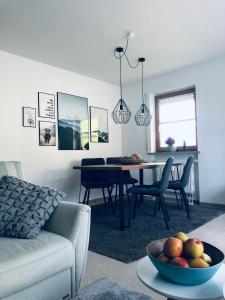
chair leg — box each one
[132,194,138,219]
[86,188,90,205]
[102,188,107,206]
[107,187,115,214]
[154,196,160,217]
[127,192,133,227]
[174,190,181,208]
[158,199,161,209]
[114,184,118,209]
[159,195,169,230]
[180,188,190,219]
[83,188,88,204]
[161,195,170,221]
[126,185,130,202]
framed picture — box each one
[38,92,55,119]
[57,92,89,150]
[90,106,109,143]
[39,121,56,146]
[22,107,36,128]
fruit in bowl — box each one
[146,232,224,285]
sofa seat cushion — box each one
[0,230,74,299]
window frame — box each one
[155,87,198,152]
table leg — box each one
[118,171,125,231]
[139,169,144,203]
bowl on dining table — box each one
[146,238,224,286]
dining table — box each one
[73,161,183,231]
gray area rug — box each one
[74,277,153,300]
[89,200,224,263]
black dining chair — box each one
[167,156,194,219]
[80,158,114,212]
[127,157,174,229]
[106,157,138,206]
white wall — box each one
[0,50,121,201]
[122,56,225,205]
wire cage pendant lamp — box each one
[112,47,131,124]
[135,58,151,126]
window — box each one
[155,87,197,152]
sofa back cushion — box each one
[0,176,65,239]
[0,161,24,180]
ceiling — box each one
[1,0,225,84]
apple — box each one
[189,257,209,268]
[157,252,169,263]
[170,257,190,268]
[163,237,183,258]
[184,238,204,258]
[174,232,188,242]
[201,253,212,264]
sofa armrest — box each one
[44,201,91,295]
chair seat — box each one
[110,176,138,185]
[0,230,73,298]
[127,184,160,195]
[82,180,113,188]
[168,180,182,190]
[153,180,183,190]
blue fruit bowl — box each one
[146,239,224,285]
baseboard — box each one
[86,195,225,210]
[196,201,225,210]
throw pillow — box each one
[0,176,65,239]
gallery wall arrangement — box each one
[57,92,89,150]
[90,106,109,143]
[22,91,109,150]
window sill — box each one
[148,150,200,155]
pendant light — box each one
[112,32,151,126]
[112,47,131,124]
[135,58,151,126]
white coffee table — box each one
[137,256,225,300]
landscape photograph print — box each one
[57,92,89,150]
[39,121,56,146]
[90,106,109,143]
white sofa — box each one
[0,161,91,300]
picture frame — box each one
[22,107,36,128]
[57,92,89,150]
[90,106,109,143]
[38,92,55,119]
[39,121,56,146]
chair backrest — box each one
[180,156,194,187]
[106,157,131,178]
[106,157,118,165]
[159,157,174,192]
[0,161,24,180]
[81,158,105,183]
[81,158,105,166]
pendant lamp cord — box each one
[141,61,144,103]
[114,37,140,69]
[119,53,123,99]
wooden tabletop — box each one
[73,161,183,171]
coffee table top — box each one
[137,256,225,300]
